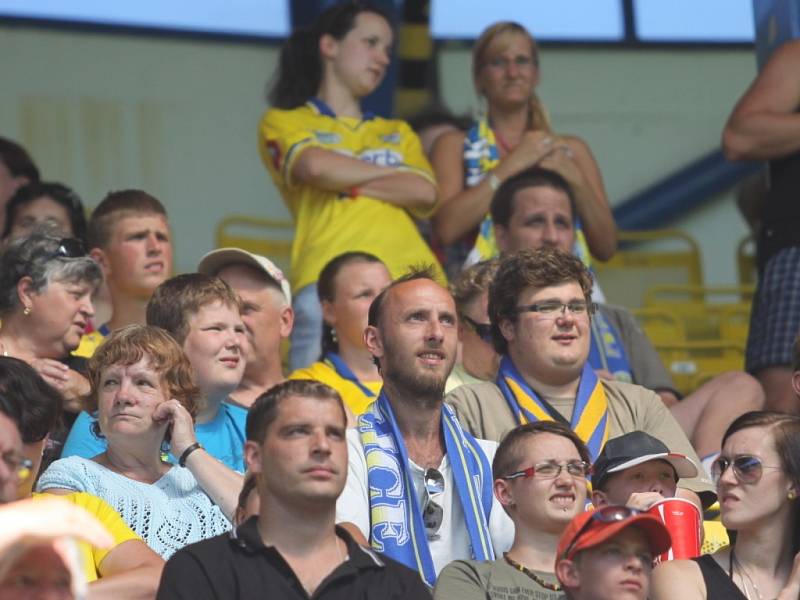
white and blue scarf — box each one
[358,390,494,587]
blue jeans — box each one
[289,283,323,371]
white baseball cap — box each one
[197,247,292,304]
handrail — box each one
[613,149,763,230]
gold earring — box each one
[789,490,797,501]
[23,306,31,316]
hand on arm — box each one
[538,137,617,260]
[431,130,557,245]
[291,147,436,209]
[723,40,800,161]
[152,400,243,521]
[30,360,89,412]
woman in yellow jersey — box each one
[430,21,617,268]
[289,252,391,417]
[260,2,443,371]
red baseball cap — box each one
[556,506,672,563]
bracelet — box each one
[178,442,203,467]
[486,172,502,192]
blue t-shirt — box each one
[61,402,248,472]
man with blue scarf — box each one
[336,268,514,588]
[445,247,715,507]
[462,166,763,463]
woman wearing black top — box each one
[652,411,800,600]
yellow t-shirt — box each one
[258,100,445,291]
[34,491,139,582]
[289,360,381,416]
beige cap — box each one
[197,247,292,304]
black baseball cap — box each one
[592,431,698,490]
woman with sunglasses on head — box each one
[261,1,444,372]
[434,421,591,599]
[289,251,391,419]
[0,233,101,414]
[652,410,800,600]
[430,22,616,270]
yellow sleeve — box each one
[394,120,437,218]
[259,107,325,188]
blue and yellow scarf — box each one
[496,355,610,460]
[358,390,494,587]
[588,310,633,383]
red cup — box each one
[646,497,702,561]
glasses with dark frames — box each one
[711,455,783,485]
[515,301,596,317]
[504,460,590,481]
[461,315,493,344]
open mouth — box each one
[550,493,575,508]
[418,350,446,366]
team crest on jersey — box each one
[380,133,401,144]
[314,131,341,144]
[360,148,403,167]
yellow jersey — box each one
[258,100,445,291]
[289,359,381,416]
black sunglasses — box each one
[461,315,493,343]
[422,468,445,539]
[47,238,87,260]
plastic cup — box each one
[647,497,702,561]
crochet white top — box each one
[37,455,231,559]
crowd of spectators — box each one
[2,2,800,599]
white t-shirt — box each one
[336,428,514,575]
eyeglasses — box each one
[562,505,641,559]
[504,460,590,481]
[515,301,596,317]
[422,468,445,539]
[2,451,33,481]
[461,315,493,343]
[46,238,87,261]
[711,455,783,485]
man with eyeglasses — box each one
[446,247,715,506]
[486,166,764,463]
[554,506,672,600]
[336,267,514,588]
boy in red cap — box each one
[555,506,671,600]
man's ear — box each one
[555,558,580,589]
[499,317,516,344]
[279,305,294,339]
[494,224,509,253]
[792,370,800,400]
[319,33,338,60]
[244,440,264,475]
[591,488,608,508]
[364,325,383,359]
[90,248,111,277]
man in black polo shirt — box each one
[156,379,431,600]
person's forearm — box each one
[723,112,800,161]
[432,178,495,245]
[358,171,437,210]
[571,184,617,261]
[88,565,163,600]
[291,147,396,190]
[184,450,243,521]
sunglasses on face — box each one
[711,455,783,485]
[562,505,642,559]
[46,238,87,261]
[504,460,590,481]
[422,467,444,539]
[461,315,493,343]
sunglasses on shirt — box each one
[422,467,445,540]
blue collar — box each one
[308,97,374,120]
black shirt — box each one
[156,517,432,600]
